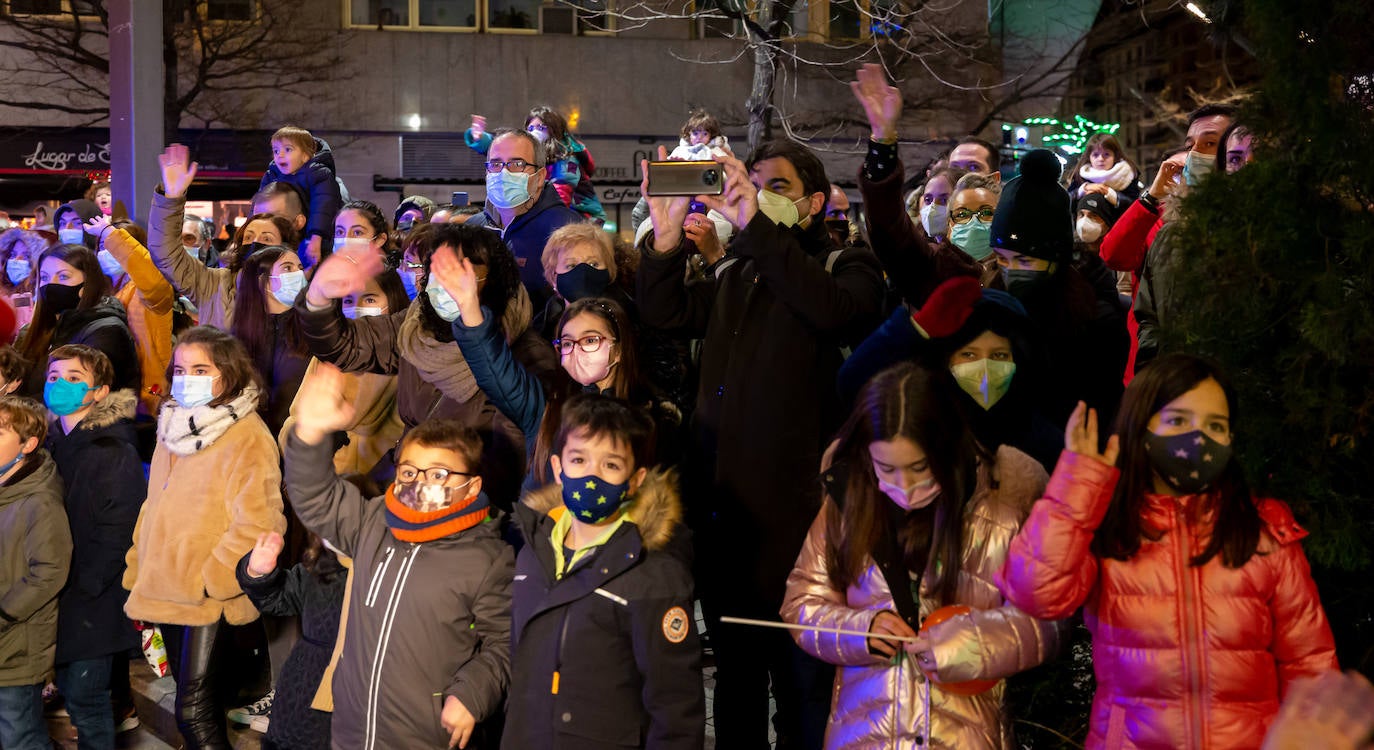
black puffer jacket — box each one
[258,137,347,244]
[503,470,704,749]
[47,390,143,665]
[21,296,140,399]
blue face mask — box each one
[44,378,91,417]
[559,471,631,524]
[400,269,419,299]
[0,449,26,477]
[270,270,306,306]
[425,278,461,322]
[1182,151,1216,186]
[58,227,85,246]
[6,258,29,285]
[171,374,217,409]
[949,220,993,260]
[97,249,124,278]
[485,169,532,210]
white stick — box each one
[718,615,926,644]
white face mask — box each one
[876,476,941,511]
[1076,216,1105,244]
[184,244,202,259]
[920,203,948,237]
[756,190,810,228]
[333,236,372,254]
[270,270,306,306]
[343,306,385,319]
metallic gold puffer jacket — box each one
[781,445,1060,750]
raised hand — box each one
[83,214,112,239]
[246,532,284,578]
[304,243,385,307]
[695,151,758,231]
[850,63,902,141]
[294,362,356,445]
[1148,155,1186,200]
[469,114,486,140]
[1262,671,1374,750]
[441,695,476,749]
[1064,401,1120,467]
[638,145,692,254]
[682,212,725,265]
[304,235,323,267]
[430,245,483,326]
[158,144,199,200]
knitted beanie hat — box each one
[1076,193,1116,225]
[989,149,1073,262]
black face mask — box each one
[41,282,83,313]
[1144,430,1233,494]
[825,218,850,238]
[555,263,612,302]
[1002,267,1053,299]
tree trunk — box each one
[744,1,777,153]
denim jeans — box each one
[57,656,115,750]
[0,682,48,750]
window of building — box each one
[6,0,99,14]
[348,0,606,31]
[419,0,477,27]
[206,0,254,21]
[487,0,538,30]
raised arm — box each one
[150,144,234,306]
[284,363,374,554]
[297,246,398,375]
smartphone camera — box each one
[702,169,719,187]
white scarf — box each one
[156,387,261,456]
[1078,161,1135,192]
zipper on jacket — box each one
[550,609,571,696]
[1174,505,1206,750]
[365,547,395,608]
[364,544,419,750]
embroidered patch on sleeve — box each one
[662,606,689,644]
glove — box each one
[910,276,982,339]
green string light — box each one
[1018,114,1121,155]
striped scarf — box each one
[383,484,490,543]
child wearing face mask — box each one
[285,362,513,750]
[1065,132,1141,207]
[782,362,1058,750]
[998,354,1337,750]
[124,326,287,749]
[504,393,703,749]
[466,106,606,221]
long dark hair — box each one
[224,213,299,274]
[529,297,642,484]
[18,243,113,365]
[417,224,522,340]
[526,105,571,160]
[337,199,395,260]
[1069,132,1141,185]
[825,362,983,606]
[1093,353,1261,567]
[231,246,309,377]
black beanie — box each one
[989,149,1073,262]
[1076,193,1116,225]
[395,196,437,225]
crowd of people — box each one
[0,61,1368,750]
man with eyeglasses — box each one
[464,130,581,309]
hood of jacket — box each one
[395,195,437,225]
[53,199,100,232]
[0,450,59,508]
[309,137,337,172]
[523,467,683,552]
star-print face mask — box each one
[559,471,631,524]
[1144,430,1233,494]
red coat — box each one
[996,453,1337,750]
[1099,200,1164,384]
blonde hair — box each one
[270,125,317,159]
[541,222,616,289]
[953,171,1002,197]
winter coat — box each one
[451,307,683,493]
[283,430,512,750]
[237,551,346,750]
[21,296,140,400]
[0,451,71,688]
[636,215,885,616]
[858,143,982,308]
[996,452,1339,750]
[124,410,287,626]
[259,138,347,244]
[504,471,704,749]
[294,296,559,511]
[47,390,143,665]
[103,227,175,418]
[464,130,605,221]
[1066,162,1142,207]
[1099,198,1164,384]
[465,185,583,308]
[255,311,311,438]
[147,190,237,329]
[281,357,403,479]
[782,446,1058,750]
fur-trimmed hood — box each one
[523,467,683,551]
[67,388,137,430]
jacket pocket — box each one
[555,693,642,747]
[141,533,213,607]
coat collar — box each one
[64,389,137,432]
[522,467,682,552]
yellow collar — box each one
[549,506,632,580]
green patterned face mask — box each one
[950,359,1017,410]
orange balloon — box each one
[918,605,998,696]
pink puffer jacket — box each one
[782,446,1061,750]
[997,452,1338,750]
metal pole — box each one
[108,0,165,226]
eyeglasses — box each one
[483,159,537,174]
[396,464,476,485]
[949,207,996,225]
[553,334,615,356]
